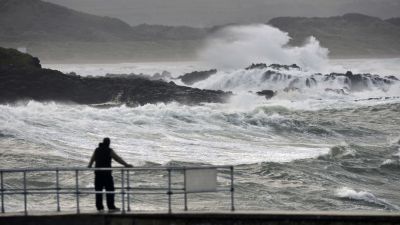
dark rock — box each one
[256,90,276,99]
[341,71,395,91]
[262,70,276,80]
[269,64,300,70]
[305,77,317,87]
[345,71,353,77]
[386,75,399,81]
[262,70,294,82]
[245,63,268,70]
[0,47,42,70]
[246,63,300,71]
[178,69,217,85]
[0,48,231,106]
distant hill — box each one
[2,0,400,61]
[268,13,400,57]
[0,0,207,42]
[386,17,400,27]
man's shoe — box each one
[97,209,105,213]
[108,208,121,212]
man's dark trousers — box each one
[95,173,115,210]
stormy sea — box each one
[1,25,400,212]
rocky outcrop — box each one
[256,90,276,99]
[0,47,41,70]
[178,69,217,85]
[243,63,398,97]
[0,48,231,106]
[323,71,395,92]
[246,63,300,71]
[246,63,268,70]
[269,64,300,70]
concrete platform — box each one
[1,210,400,225]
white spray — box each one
[198,24,329,71]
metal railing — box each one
[0,166,234,215]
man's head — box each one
[102,137,111,147]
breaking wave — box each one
[335,187,399,210]
[0,101,331,166]
[198,24,329,71]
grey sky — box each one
[44,0,400,27]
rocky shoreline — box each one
[174,63,399,100]
[0,47,231,106]
[2,47,398,106]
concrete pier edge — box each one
[1,211,400,225]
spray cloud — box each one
[198,24,329,71]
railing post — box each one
[75,170,80,214]
[127,170,131,212]
[23,171,27,215]
[167,168,172,214]
[1,171,4,213]
[56,169,60,212]
[183,167,188,211]
[121,169,125,214]
[230,166,235,211]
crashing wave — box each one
[198,24,329,71]
[335,187,399,210]
[190,64,399,101]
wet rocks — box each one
[178,69,217,85]
[386,75,399,81]
[0,47,41,70]
[0,48,231,106]
[256,90,276,99]
[246,63,268,70]
[246,63,300,71]
[269,64,300,70]
[262,70,292,81]
[305,77,317,87]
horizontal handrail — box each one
[1,187,186,191]
[0,165,233,173]
[0,165,235,214]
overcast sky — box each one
[45,0,400,27]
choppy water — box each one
[1,58,400,212]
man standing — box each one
[88,137,132,212]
